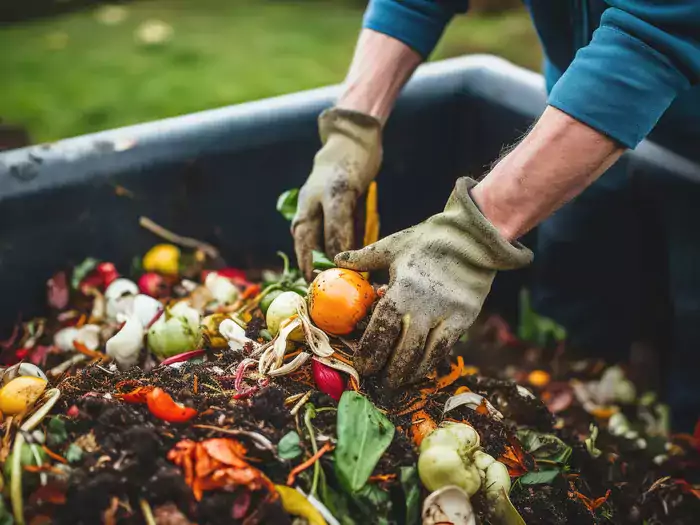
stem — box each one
[304,406,321,497]
[315,407,337,414]
[11,432,25,525]
[277,251,291,277]
[140,499,157,525]
[139,216,221,260]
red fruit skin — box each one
[138,272,168,297]
[201,268,246,283]
[312,359,346,402]
[79,262,119,294]
[96,262,119,287]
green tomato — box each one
[418,445,481,496]
[420,422,480,456]
[260,289,284,315]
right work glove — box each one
[292,108,382,281]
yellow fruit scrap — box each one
[142,243,181,275]
[0,376,48,415]
[275,485,326,525]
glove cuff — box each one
[318,107,382,149]
[443,177,534,271]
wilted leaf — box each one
[66,443,84,463]
[518,468,560,485]
[516,429,572,465]
[277,431,302,460]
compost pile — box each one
[1,236,699,525]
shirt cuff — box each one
[362,0,462,58]
[548,25,690,149]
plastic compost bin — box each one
[2,55,699,336]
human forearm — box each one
[471,106,625,242]
[337,29,423,123]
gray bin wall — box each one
[2,55,699,335]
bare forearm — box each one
[337,29,423,124]
[471,106,625,242]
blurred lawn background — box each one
[0,0,541,144]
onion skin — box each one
[312,359,346,401]
[308,269,376,335]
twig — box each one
[286,442,333,487]
[139,216,220,260]
[49,354,87,376]
[192,425,275,453]
[290,391,312,416]
[139,499,157,525]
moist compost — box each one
[0,243,698,525]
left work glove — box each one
[335,177,533,388]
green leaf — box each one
[517,288,567,346]
[335,391,395,493]
[318,469,357,525]
[277,188,299,221]
[71,257,99,290]
[0,497,14,525]
[312,250,336,271]
[354,483,392,523]
[516,429,572,465]
[46,417,68,447]
[400,466,421,525]
[278,431,303,460]
[584,424,602,459]
[518,468,561,485]
[66,443,84,463]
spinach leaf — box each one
[277,431,303,460]
[400,466,421,525]
[277,188,299,221]
[335,391,395,493]
[312,250,336,271]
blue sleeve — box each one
[362,0,469,58]
[548,1,700,149]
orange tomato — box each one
[308,268,376,335]
[527,369,551,388]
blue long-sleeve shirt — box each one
[363,0,700,161]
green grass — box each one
[0,0,541,143]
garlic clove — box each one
[204,272,240,305]
[106,314,144,369]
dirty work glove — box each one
[293,108,382,281]
[336,177,533,388]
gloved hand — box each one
[293,108,382,281]
[335,177,533,388]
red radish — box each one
[312,359,346,402]
[79,262,120,293]
[138,272,169,298]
